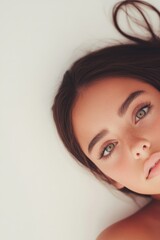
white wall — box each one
[1,0,159,239]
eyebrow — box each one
[88,90,146,153]
[118,90,146,116]
[88,129,108,153]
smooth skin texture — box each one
[72,77,160,239]
[96,198,160,240]
[72,77,160,194]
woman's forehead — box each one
[73,77,151,113]
[71,77,157,149]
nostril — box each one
[136,152,140,156]
[143,145,147,149]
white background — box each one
[1,0,159,239]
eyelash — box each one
[99,142,117,159]
[99,102,152,159]
[134,102,152,124]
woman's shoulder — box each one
[96,206,152,240]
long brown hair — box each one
[52,0,160,195]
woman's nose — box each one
[131,140,151,160]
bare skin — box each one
[72,77,160,239]
[72,77,160,194]
[97,197,160,240]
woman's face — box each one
[72,77,160,194]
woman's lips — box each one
[144,152,160,180]
[147,159,160,179]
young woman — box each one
[52,0,160,239]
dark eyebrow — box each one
[88,129,108,153]
[118,90,146,117]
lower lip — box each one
[148,159,160,179]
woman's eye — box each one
[135,104,151,123]
[101,142,117,158]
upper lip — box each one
[144,152,160,179]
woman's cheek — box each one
[144,109,160,145]
[99,156,127,181]
[151,109,160,131]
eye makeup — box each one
[133,101,153,124]
[98,141,118,160]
